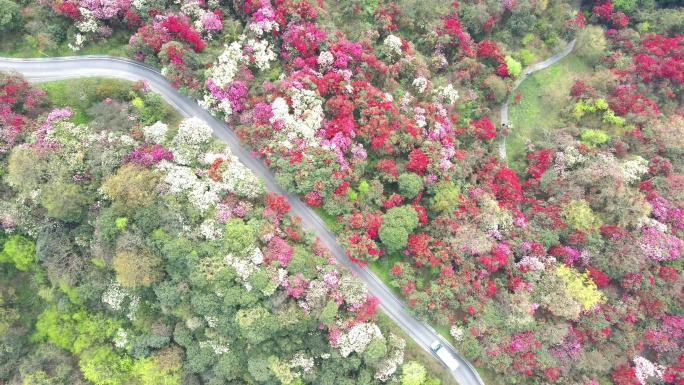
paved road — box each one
[0,56,484,385]
[499,39,577,160]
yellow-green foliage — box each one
[561,200,602,232]
[1,235,37,271]
[556,265,605,310]
[573,98,626,133]
[34,307,121,354]
[79,344,133,385]
[131,355,182,385]
[115,217,128,230]
[580,129,609,147]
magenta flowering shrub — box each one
[264,235,294,267]
[124,144,173,166]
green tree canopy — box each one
[398,173,424,199]
[0,0,21,33]
[112,249,164,288]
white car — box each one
[431,340,460,371]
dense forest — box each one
[1,0,684,384]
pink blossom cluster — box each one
[264,236,294,267]
[248,0,281,37]
[200,10,223,31]
[214,203,233,223]
[282,273,309,298]
[639,225,684,261]
[646,315,684,353]
[650,196,684,230]
[125,144,174,167]
[0,106,22,153]
[550,332,583,369]
[506,331,538,353]
[80,0,131,19]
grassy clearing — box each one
[368,252,403,295]
[39,77,183,126]
[0,30,130,59]
[312,207,343,233]
[376,312,459,385]
[507,54,592,173]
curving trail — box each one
[499,39,577,160]
[0,56,484,385]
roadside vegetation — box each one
[2,0,684,384]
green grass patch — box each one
[507,54,592,173]
[312,207,343,233]
[368,252,403,296]
[0,30,130,59]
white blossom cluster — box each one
[68,34,86,51]
[186,317,204,330]
[204,315,218,328]
[113,328,128,348]
[374,332,405,381]
[200,340,230,355]
[633,356,665,385]
[317,51,334,68]
[636,217,668,233]
[450,325,464,341]
[131,0,148,12]
[270,88,324,149]
[217,153,265,199]
[76,8,99,33]
[158,162,218,212]
[301,279,329,313]
[143,121,169,144]
[208,41,247,87]
[336,323,384,357]
[554,146,587,176]
[102,281,128,311]
[170,117,214,165]
[412,77,428,94]
[200,219,223,240]
[224,246,263,291]
[289,353,315,372]
[181,0,203,17]
[383,34,403,55]
[127,295,140,321]
[201,40,247,117]
[338,274,368,308]
[437,84,460,105]
[248,39,277,71]
[621,156,648,185]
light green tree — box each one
[1,235,36,271]
[79,345,133,385]
[400,361,427,385]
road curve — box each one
[500,39,577,160]
[0,56,484,385]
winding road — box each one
[499,38,577,160]
[0,56,484,385]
